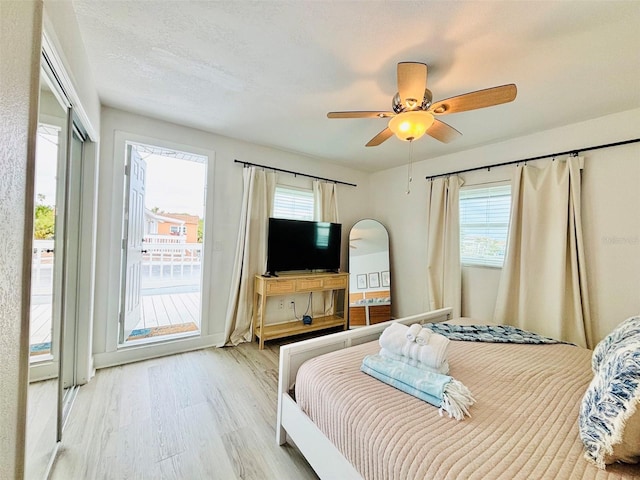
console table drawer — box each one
[266,280,296,294]
[323,276,347,289]
[296,278,323,291]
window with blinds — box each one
[459,184,511,267]
[272,185,314,220]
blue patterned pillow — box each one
[592,316,640,374]
[579,342,640,468]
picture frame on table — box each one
[356,274,367,289]
[368,272,380,289]
[381,270,390,287]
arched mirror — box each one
[348,219,391,327]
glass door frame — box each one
[58,116,88,435]
[94,130,215,368]
[118,140,208,348]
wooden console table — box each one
[253,272,349,349]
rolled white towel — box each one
[379,348,450,375]
[406,323,422,342]
[400,333,450,370]
[415,328,431,346]
[379,324,450,370]
[379,323,410,354]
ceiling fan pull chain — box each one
[407,140,414,194]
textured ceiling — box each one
[71,1,640,172]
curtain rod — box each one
[425,137,640,181]
[234,159,357,187]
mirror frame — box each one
[348,219,391,327]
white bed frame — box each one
[276,307,452,479]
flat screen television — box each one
[266,218,342,275]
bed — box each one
[276,308,640,479]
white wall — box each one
[582,139,640,342]
[349,251,390,294]
[371,108,640,344]
[0,2,42,477]
[93,107,371,364]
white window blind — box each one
[459,184,511,267]
[272,186,314,220]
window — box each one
[273,185,314,220]
[459,184,511,267]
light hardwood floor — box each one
[50,340,319,480]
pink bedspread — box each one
[295,339,639,479]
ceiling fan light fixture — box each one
[388,110,434,142]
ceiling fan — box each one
[327,62,517,147]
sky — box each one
[140,152,207,218]
[34,134,207,219]
[35,131,59,205]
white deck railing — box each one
[142,242,202,280]
[32,239,203,289]
[32,240,55,294]
[143,234,186,244]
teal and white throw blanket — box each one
[422,323,572,345]
[361,354,475,420]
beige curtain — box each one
[426,176,463,318]
[494,157,592,347]
[313,180,339,315]
[313,180,339,223]
[221,167,276,346]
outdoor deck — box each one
[30,238,203,355]
[30,292,201,353]
[140,292,200,328]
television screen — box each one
[266,218,341,275]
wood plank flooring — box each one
[50,340,319,480]
[140,293,200,329]
[25,379,58,479]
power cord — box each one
[292,292,312,321]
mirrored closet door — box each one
[25,47,87,480]
[348,219,391,327]
[25,61,68,479]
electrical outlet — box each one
[278,298,284,309]
[289,300,295,309]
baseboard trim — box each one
[93,333,225,369]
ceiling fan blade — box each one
[397,62,427,109]
[429,84,517,115]
[426,119,462,143]
[327,111,394,119]
[366,127,394,147]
